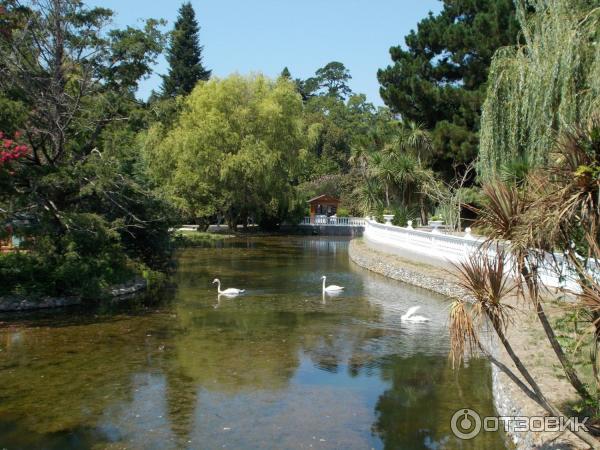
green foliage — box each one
[0,215,132,299]
[172,230,233,248]
[280,67,292,80]
[301,92,383,180]
[162,2,210,97]
[297,174,349,202]
[392,205,419,227]
[377,0,519,178]
[352,176,384,216]
[0,0,174,299]
[314,62,352,100]
[352,120,434,222]
[479,0,600,180]
[294,61,353,102]
[143,74,306,230]
[553,312,599,418]
[336,207,350,218]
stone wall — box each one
[0,278,147,312]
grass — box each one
[552,311,600,419]
[172,230,234,247]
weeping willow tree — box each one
[478,0,600,180]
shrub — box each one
[336,207,350,217]
[0,214,134,300]
[392,205,419,227]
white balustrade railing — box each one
[363,218,598,293]
[300,216,366,227]
[364,218,484,264]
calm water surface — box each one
[0,237,505,449]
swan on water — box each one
[321,276,344,293]
[212,278,245,296]
[401,305,430,322]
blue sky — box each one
[89,0,442,105]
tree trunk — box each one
[490,317,600,449]
[519,259,593,402]
[419,194,427,226]
[385,184,390,208]
[535,299,593,401]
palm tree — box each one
[396,121,432,165]
[368,152,396,208]
[353,175,383,215]
[393,121,433,224]
[353,120,433,220]
[451,249,600,449]
[475,180,594,403]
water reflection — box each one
[0,236,505,449]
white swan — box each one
[321,276,344,293]
[401,305,430,322]
[212,278,245,296]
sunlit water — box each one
[0,237,505,449]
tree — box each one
[0,0,172,298]
[294,76,319,102]
[315,61,352,99]
[451,249,600,449]
[395,121,434,224]
[294,61,353,102]
[162,2,210,97]
[280,67,291,80]
[450,121,600,443]
[303,94,379,175]
[377,0,519,179]
[143,74,306,230]
[478,0,600,180]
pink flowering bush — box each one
[0,131,28,165]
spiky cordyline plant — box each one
[472,178,594,403]
[530,115,600,250]
[451,249,600,448]
[450,249,515,367]
[526,115,600,392]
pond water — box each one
[0,237,506,449]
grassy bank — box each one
[171,230,235,247]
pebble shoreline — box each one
[348,239,471,301]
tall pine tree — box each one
[280,67,292,80]
[377,0,519,179]
[162,2,210,97]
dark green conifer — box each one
[162,2,210,97]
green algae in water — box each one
[0,237,506,449]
